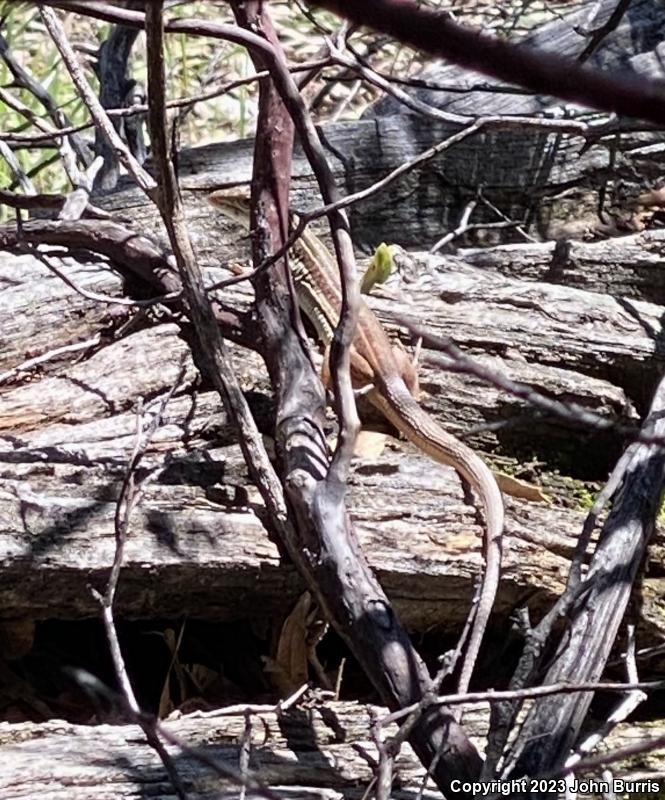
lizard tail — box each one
[370,378,504,695]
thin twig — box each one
[68,667,282,800]
[429,198,477,253]
[0,336,101,386]
[142,1,288,524]
[0,24,92,165]
[380,678,665,724]
[91,370,187,797]
[289,111,592,229]
[400,318,665,448]
[0,60,329,145]
[20,243,180,307]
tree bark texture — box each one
[0,701,660,799]
[2,111,665,792]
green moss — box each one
[571,482,598,512]
[488,451,604,510]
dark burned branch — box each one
[0,219,253,347]
[93,0,145,191]
[576,0,632,63]
[503,375,665,782]
[212,22,363,484]
[226,2,482,796]
[310,0,665,125]
[39,6,155,197]
[0,218,171,279]
[37,0,665,127]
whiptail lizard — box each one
[208,190,504,694]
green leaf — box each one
[360,242,394,295]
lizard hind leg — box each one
[321,342,377,397]
[320,343,388,458]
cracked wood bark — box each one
[3,116,665,789]
[2,0,664,789]
[92,113,665,253]
[0,701,661,799]
[1,251,664,791]
[460,230,665,303]
[359,0,665,245]
[1,235,664,653]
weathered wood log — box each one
[87,111,665,255]
[0,701,662,799]
[2,235,665,657]
[460,229,665,303]
[2,0,665,788]
[1,232,651,464]
[360,0,665,244]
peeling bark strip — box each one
[506,376,665,779]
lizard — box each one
[208,190,504,694]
